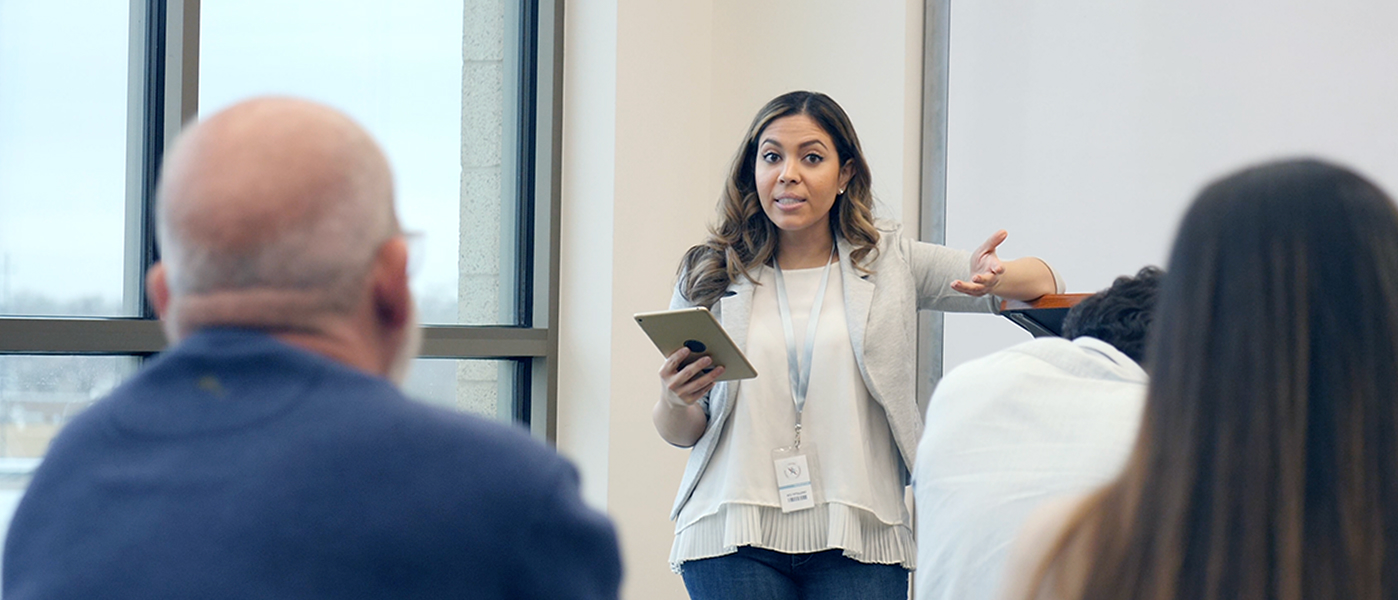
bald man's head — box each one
[157,98,396,301]
[150,98,415,377]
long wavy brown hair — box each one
[1026,158,1398,600]
[678,91,880,307]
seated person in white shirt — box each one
[912,266,1163,600]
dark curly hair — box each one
[1061,266,1164,363]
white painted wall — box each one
[942,1,1398,371]
[559,1,926,597]
[707,0,927,224]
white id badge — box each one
[771,444,819,513]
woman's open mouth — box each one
[774,195,806,210]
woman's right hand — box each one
[653,347,721,447]
[659,347,725,407]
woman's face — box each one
[753,114,854,239]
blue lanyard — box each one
[773,247,836,418]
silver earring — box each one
[838,188,845,194]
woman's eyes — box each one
[760,151,824,164]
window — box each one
[0,0,563,510]
[0,2,134,317]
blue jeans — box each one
[680,546,909,600]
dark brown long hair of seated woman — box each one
[1019,158,1398,600]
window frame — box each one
[916,0,951,406]
[0,0,564,441]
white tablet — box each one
[634,307,757,381]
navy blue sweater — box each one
[4,329,621,599]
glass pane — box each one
[0,355,141,546]
[401,358,520,423]
[198,0,522,326]
[0,3,134,317]
[0,355,139,459]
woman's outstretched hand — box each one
[951,229,1008,297]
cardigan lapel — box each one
[712,275,756,424]
[837,236,876,390]
[717,276,755,353]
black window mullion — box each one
[138,0,168,323]
[513,0,539,329]
[512,360,531,426]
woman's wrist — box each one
[998,257,1058,301]
[662,391,697,411]
[653,394,707,447]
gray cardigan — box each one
[667,222,1008,519]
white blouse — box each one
[670,262,914,571]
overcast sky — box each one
[0,1,467,317]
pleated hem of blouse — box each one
[668,501,915,573]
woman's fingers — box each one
[977,229,1009,255]
[665,355,715,393]
[961,229,1008,297]
[675,355,712,384]
[659,346,691,377]
[660,347,727,405]
[676,366,724,401]
[951,279,991,297]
